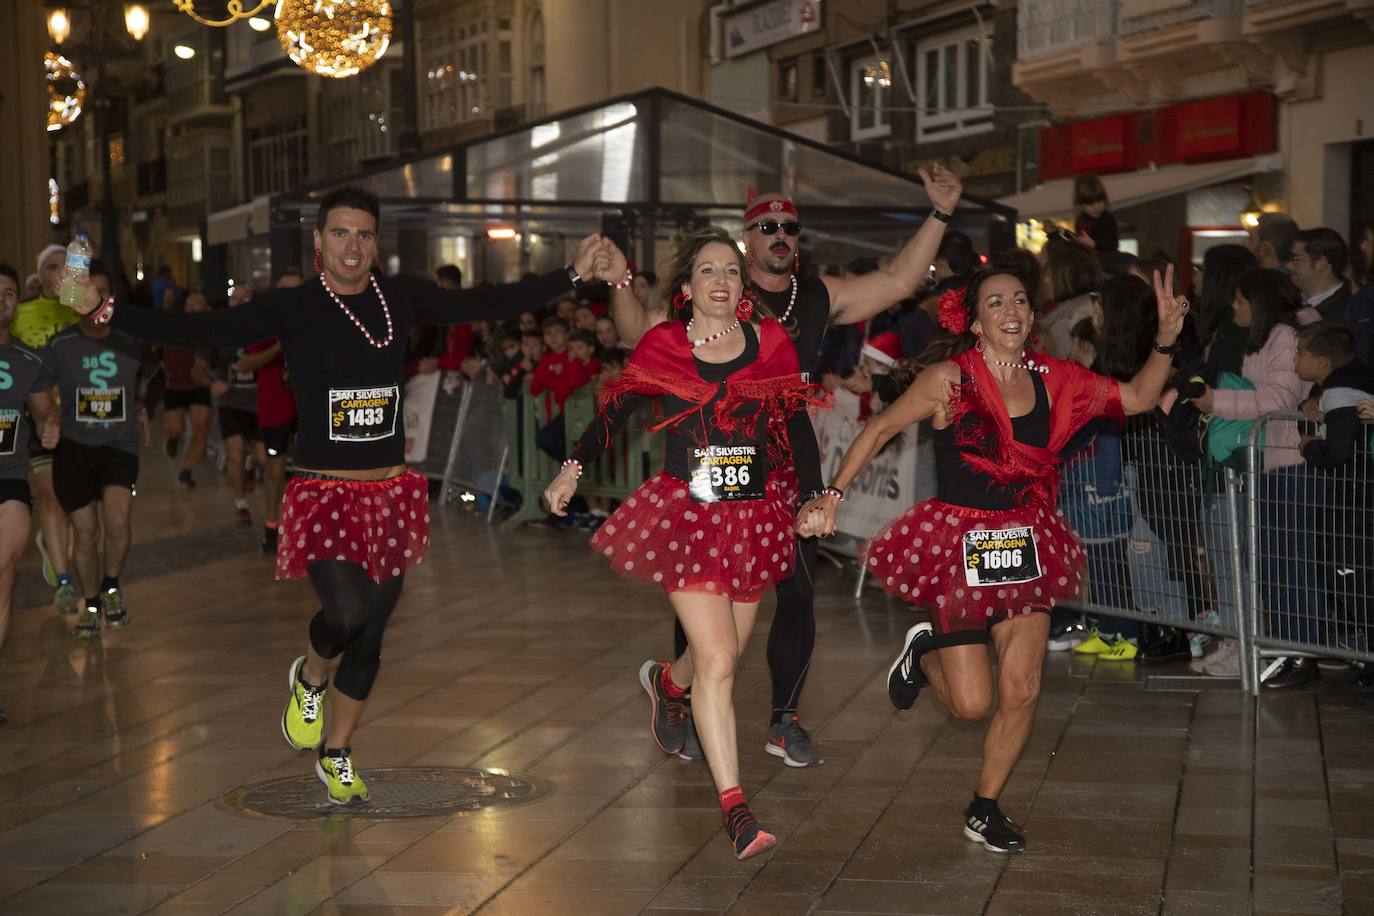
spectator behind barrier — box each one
[1040,245,1102,359]
[1197,244,1260,378]
[1351,221,1374,364]
[1072,173,1119,254]
[1297,322,1374,467]
[1249,212,1298,271]
[1291,228,1353,323]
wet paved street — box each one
[0,459,1371,915]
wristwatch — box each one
[930,208,954,224]
[1153,338,1181,356]
[565,265,585,289]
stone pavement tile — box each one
[1162,889,1252,916]
[1031,780,1178,820]
[224,856,393,913]
[503,856,682,891]
[0,882,181,915]
[649,874,752,911]
[1015,815,1173,860]
[1251,871,1343,914]
[744,860,845,896]
[816,878,989,915]
[726,891,816,915]
[472,887,659,915]
[839,836,1004,885]
[328,870,511,908]
[983,893,1156,916]
[1173,804,1252,838]
[1163,836,1251,894]
[315,906,457,916]
[46,854,231,887]
[1253,825,1338,869]
[0,867,57,902]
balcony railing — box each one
[1117,0,1243,37]
[1018,0,1119,60]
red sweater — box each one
[529,349,599,420]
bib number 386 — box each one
[690,445,764,503]
[963,526,1042,587]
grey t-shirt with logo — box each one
[0,340,54,480]
[202,345,259,414]
[47,327,162,456]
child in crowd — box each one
[573,303,598,331]
[1297,321,1374,655]
[531,318,597,460]
[1073,173,1119,254]
[594,316,624,356]
[568,329,602,378]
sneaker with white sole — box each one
[1200,640,1240,677]
[282,656,327,750]
[964,800,1026,853]
[316,747,368,805]
[888,622,934,710]
[765,714,822,767]
[678,708,704,761]
[1047,620,1088,652]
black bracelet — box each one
[1153,338,1181,356]
[565,265,584,289]
[930,208,953,224]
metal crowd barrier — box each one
[497,384,663,531]
[1245,412,1373,687]
[437,380,509,522]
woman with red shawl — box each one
[798,264,1188,853]
[545,228,825,861]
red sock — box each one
[266,519,279,529]
[660,663,686,699]
[719,786,745,817]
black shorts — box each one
[261,420,295,458]
[164,387,212,411]
[0,478,32,509]
[52,441,140,514]
[218,407,260,442]
[25,414,53,467]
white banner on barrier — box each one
[811,388,918,541]
[403,371,441,464]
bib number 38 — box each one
[963,526,1042,587]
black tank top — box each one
[935,371,1050,510]
[751,274,830,378]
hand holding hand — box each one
[573,234,606,280]
[210,380,229,398]
[543,465,580,517]
[40,414,59,450]
[594,239,629,284]
[795,493,839,537]
[919,161,963,214]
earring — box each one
[975,332,986,353]
[672,292,690,311]
[736,295,754,321]
[312,247,322,274]
[792,250,800,273]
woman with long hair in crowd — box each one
[544,227,825,860]
[797,264,1187,853]
[1188,269,1321,684]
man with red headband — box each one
[604,163,964,768]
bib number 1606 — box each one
[982,549,1023,570]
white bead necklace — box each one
[320,272,395,350]
[984,351,1050,375]
[686,318,741,349]
[779,274,798,323]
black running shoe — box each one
[888,622,934,710]
[261,526,279,554]
[638,660,687,754]
[724,803,776,860]
[178,469,196,489]
[964,801,1026,853]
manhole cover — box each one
[223,767,552,820]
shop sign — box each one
[1170,95,1243,159]
[1070,116,1128,172]
[723,0,822,59]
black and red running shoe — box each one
[724,803,777,860]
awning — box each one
[206,195,272,246]
[998,154,1282,221]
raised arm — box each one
[1118,266,1189,416]
[410,234,605,325]
[598,240,667,347]
[798,361,957,535]
[825,163,963,326]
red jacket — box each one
[530,349,599,420]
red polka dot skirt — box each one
[590,471,795,602]
[862,499,1084,635]
[275,469,431,583]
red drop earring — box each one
[312,247,322,274]
[975,332,987,353]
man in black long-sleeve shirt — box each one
[75,185,610,805]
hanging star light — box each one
[45,51,87,132]
[274,0,392,79]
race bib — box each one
[76,386,126,423]
[231,368,257,388]
[689,445,764,503]
[0,408,18,455]
[329,386,399,442]
[963,526,1042,587]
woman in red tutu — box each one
[799,264,1188,853]
[545,228,825,860]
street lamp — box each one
[47,7,71,44]
[124,3,149,40]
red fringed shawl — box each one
[948,349,1123,508]
[596,318,829,465]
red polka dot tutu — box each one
[862,499,1084,634]
[275,469,431,583]
[590,470,795,601]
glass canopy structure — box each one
[271,88,1015,280]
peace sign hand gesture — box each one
[1152,264,1188,349]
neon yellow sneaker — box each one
[316,748,369,805]
[1098,637,1139,661]
[281,656,326,751]
[1071,628,1113,655]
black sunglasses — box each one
[749,219,801,237]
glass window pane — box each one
[967,40,981,107]
[943,44,957,110]
[924,49,938,113]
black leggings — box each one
[307,560,404,701]
[674,535,818,714]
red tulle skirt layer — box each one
[590,471,795,601]
[862,499,1084,634]
[276,469,431,583]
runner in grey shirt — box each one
[204,338,266,525]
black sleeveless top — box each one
[752,275,830,378]
[935,370,1050,510]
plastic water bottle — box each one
[59,233,92,309]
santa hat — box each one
[861,331,902,368]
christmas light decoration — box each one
[274,0,392,79]
[45,51,87,132]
